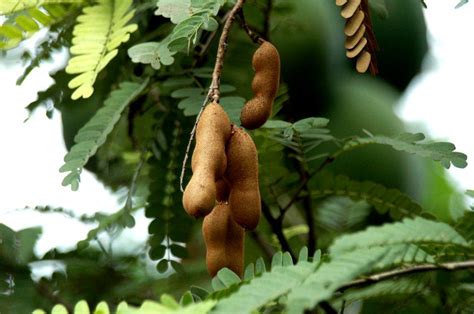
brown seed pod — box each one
[182,102,231,217]
[215,178,231,202]
[226,127,261,230]
[240,41,280,130]
[202,202,245,277]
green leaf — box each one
[340,276,430,303]
[216,268,241,287]
[286,247,389,314]
[146,119,193,273]
[330,217,469,256]
[65,0,138,99]
[343,132,468,169]
[213,260,319,314]
[94,302,110,314]
[0,0,83,14]
[74,300,90,314]
[155,0,192,24]
[60,80,147,190]
[0,224,42,267]
[0,3,74,50]
[456,0,469,8]
[51,304,68,314]
[180,291,194,306]
[311,172,423,218]
[128,40,176,70]
[265,117,334,166]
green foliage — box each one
[0,3,76,50]
[340,276,430,303]
[286,247,389,313]
[315,196,370,232]
[128,37,175,70]
[34,297,217,314]
[2,1,474,313]
[65,0,138,99]
[146,119,193,273]
[128,0,226,70]
[310,172,424,218]
[330,216,470,256]
[0,223,41,267]
[167,74,245,122]
[456,0,469,8]
[60,80,147,190]
[212,249,320,313]
[75,206,136,251]
[342,132,468,169]
[0,1,83,14]
[263,118,334,166]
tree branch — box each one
[339,259,474,292]
[179,0,246,192]
[262,0,273,39]
[261,201,296,261]
[209,0,247,103]
[237,10,264,43]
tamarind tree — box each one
[1,0,473,313]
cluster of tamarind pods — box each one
[182,41,280,277]
[336,0,375,74]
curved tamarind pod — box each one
[226,127,261,230]
[240,41,280,130]
[346,37,367,58]
[344,10,365,36]
[183,102,231,217]
[356,50,371,73]
[341,0,361,18]
[202,202,245,277]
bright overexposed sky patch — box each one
[0,1,473,255]
[397,0,474,191]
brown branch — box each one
[209,0,247,103]
[179,0,246,192]
[279,155,335,219]
[262,0,273,39]
[237,10,264,43]
[261,201,296,261]
[338,259,474,292]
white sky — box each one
[0,0,473,256]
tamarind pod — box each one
[336,0,348,6]
[240,41,280,130]
[345,24,366,49]
[344,10,365,36]
[226,127,261,230]
[341,0,361,18]
[203,203,245,277]
[356,50,371,73]
[215,178,231,203]
[183,102,232,217]
[346,37,367,58]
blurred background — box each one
[0,0,473,312]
